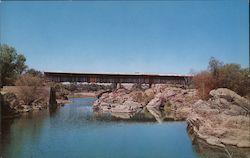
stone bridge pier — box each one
[49,87,57,109]
[0,93,2,135]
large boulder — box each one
[111,101,143,113]
[210,88,250,112]
[187,88,250,148]
[146,93,164,108]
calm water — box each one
[1,98,243,158]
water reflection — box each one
[1,110,50,157]
[1,98,249,158]
[49,106,58,117]
[192,138,250,158]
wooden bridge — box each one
[44,72,193,86]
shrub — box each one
[25,68,43,78]
[193,57,249,100]
[15,74,44,104]
[193,71,216,99]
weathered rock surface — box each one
[187,88,250,148]
[1,91,49,119]
[93,84,199,121]
[193,137,250,158]
[1,93,20,119]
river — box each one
[1,98,245,158]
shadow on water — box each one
[0,109,50,157]
[192,138,250,158]
[49,106,58,117]
[0,119,14,156]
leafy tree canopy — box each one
[25,68,43,77]
[0,44,27,87]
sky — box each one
[0,0,249,74]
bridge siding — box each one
[44,72,192,85]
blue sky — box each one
[0,0,248,74]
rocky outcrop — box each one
[93,85,199,121]
[1,91,49,119]
[1,93,20,119]
[187,88,250,148]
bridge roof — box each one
[44,71,193,77]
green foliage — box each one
[217,64,249,95]
[0,44,27,87]
[193,57,249,99]
[25,68,43,77]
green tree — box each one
[26,68,43,77]
[217,64,249,95]
[0,44,27,87]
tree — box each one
[217,64,249,96]
[193,57,249,99]
[0,44,27,87]
[26,68,43,77]
[208,57,223,78]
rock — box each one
[32,105,43,110]
[146,96,164,108]
[147,107,166,123]
[210,88,250,112]
[3,93,19,109]
[187,88,250,148]
[145,88,155,97]
[96,90,112,98]
[111,101,143,113]
[206,137,224,148]
[20,105,32,112]
[111,112,135,119]
[93,85,199,121]
[1,93,20,119]
[237,140,250,148]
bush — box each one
[193,57,249,99]
[193,71,216,99]
[15,74,44,104]
[25,68,43,78]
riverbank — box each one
[68,92,97,98]
[1,87,50,119]
[1,86,69,119]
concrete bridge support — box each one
[0,93,2,135]
[117,83,121,89]
[49,87,57,109]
